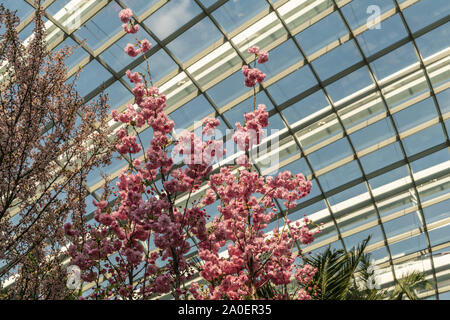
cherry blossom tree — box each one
[64,8,321,300]
[0,4,113,299]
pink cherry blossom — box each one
[257,50,269,64]
[119,8,133,23]
[124,43,140,57]
[64,8,319,301]
[242,65,266,87]
[248,45,259,54]
[126,69,142,83]
[123,23,140,34]
[202,118,220,136]
[141,39,152,53]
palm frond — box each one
[304,236,371,300]
[390,271,432,300]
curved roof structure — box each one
[3,0,449,299]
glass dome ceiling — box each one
[2,0,449,299]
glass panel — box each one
[311,230,341,249]
[289,200,328,222]
[18,20,35,42]
[308,137,353,172]
[204,199,221,222]
[369,165,410,192]
[360,142,404,174]
[198,0,218,8]
[402,124,446,157]
[393,97,438,132]
[267,65,317,105]
[384,212,423,239]
[136,126,154,158]
[121,50,176,85]
[370,42,418,81]
[187,43,241,88]
[403,0,450,33]
[337,205,378,234]
[357,14,407,57]
[423,199,450,225]
[275,136,300,164]
[83,194,98,216]
[143,50,177,83]
[121,0,161,17]
[91,81,133,111]
[2,0,34,21]
[95,177,119,203]
[439,290,450,300]
[389,233,428,259]
[282,90,330,126]
[224,91,274,124]
[279,157,312,179]
[99,28,156,72]
[312,40,362,81]
[74,1,123,51]
[329,182,368,207]
[233,13,288,61]
[349,118,395,152]
[318,160,362,192]
[86,152,128,188]
[343,224,383,250]
[256,135,299,168]
[256,39,302,81]
[267,113,286,131]
[297,113,343,150]
[416,22,450,59]
[427,55,450,90]
[436,89,450,114]
[212,0,268,34]
[70,59,111,97]
[339,92,386,131]
[162,72,197,110]
[55,37,89,71]
[418,175,450,203]
[295,11,347,57]
[170,94,215,130]
[382,70,429,109]
[437,273,450,292]
[326,66,374,104]
[144,0,201,40]
[45,19,64,49]
[341,0,395,30]
[167,17,222,63]
[279,0,334,33]
[428,224,450,247]
[207,69,250,107]
[47,0,102,33]
[410,148,450,177]
[367,245,389,264]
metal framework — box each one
[5,0,450,299]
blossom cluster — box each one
[233,103,269,152]
[188,166,318,299]
[121,9,151,56]
[64,8,319,301]
[120,8,139,34]
[242,46,268,87]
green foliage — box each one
[389,271,432,300]
[303,237,371,300]
[304,236,431,300]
